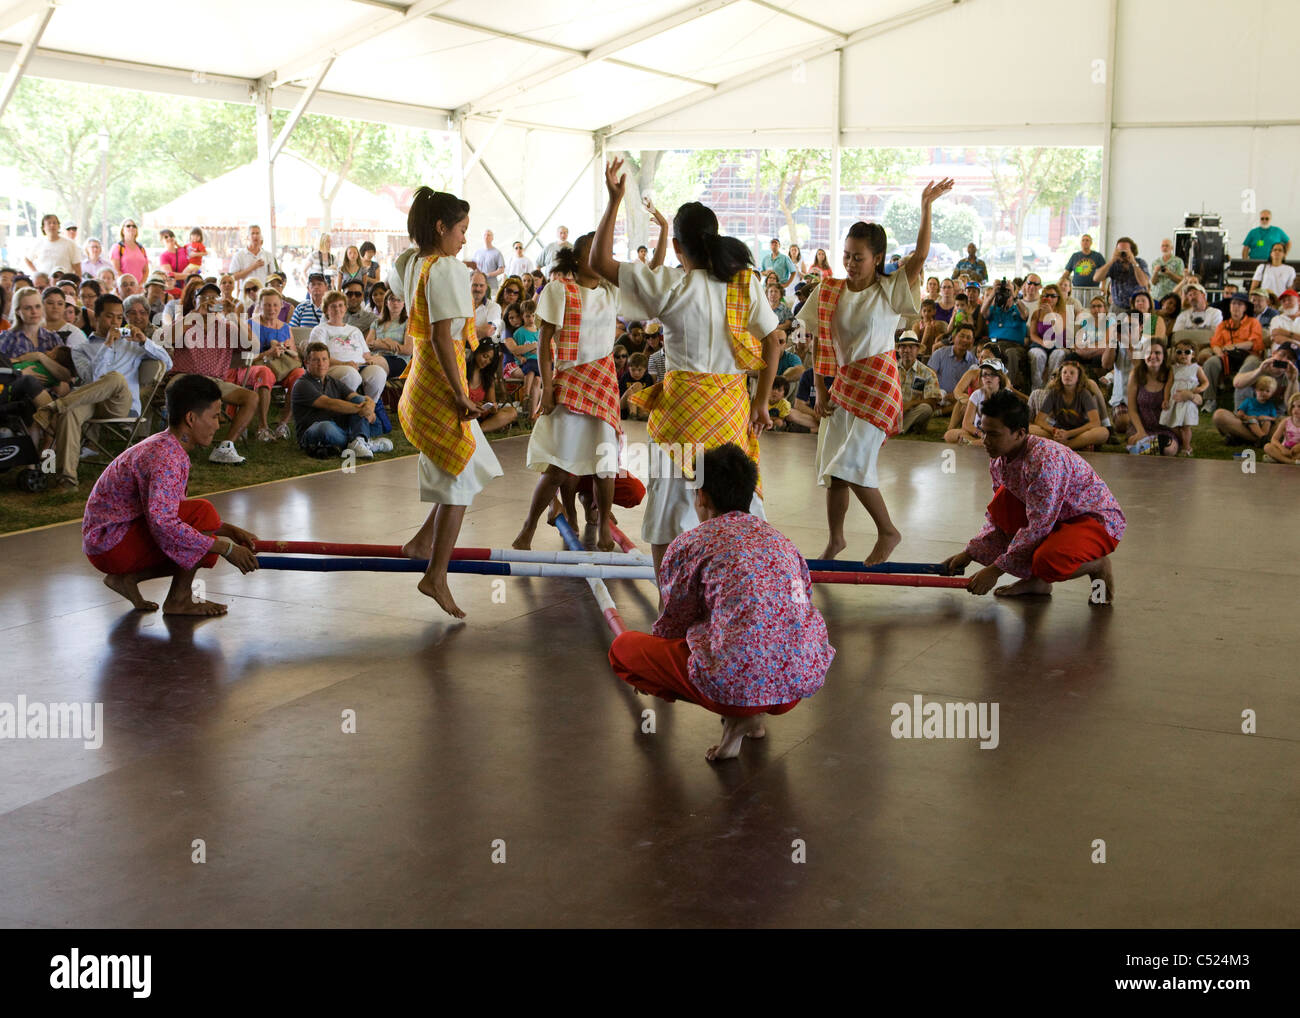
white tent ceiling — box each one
[1,0,1297,261]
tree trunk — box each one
[614,150,663,251]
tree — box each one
[978,147,1100,271]
[609,150,664,251]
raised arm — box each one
[589,159,628,286]
[646,198,670,271]
[904,178,955,286]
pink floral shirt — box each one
[967,435,1126,578]
[82,431,215,569]
[654,512,834,706]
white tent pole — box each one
[1099,0,1118,249]
[453,116,465,196]
[0,0,54,123]
[270,57,334,163]
[830,47,843,253]
[463,137,537,240]
[254,78,277,263]
[461,111,505,180]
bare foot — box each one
[162,595,229,616]
[1090,556,1115,606]
[597,522,615,553]
[417,575,466,618]
[706,715,764,762]
[511,525,535,551]
[864,528,902,566]
[819,536,846,560]
[994,576,1053,598]
[104,573,158,612]
[401,538,432,560]
[582,522,598,550]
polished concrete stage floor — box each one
[1,427,1296,928]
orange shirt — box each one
[1211,316,1264,355]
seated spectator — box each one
[500,299,542,414]
[342,279,376,333]
[606,443,833,763]
[929,322,978,410]
[366,290,410,377]
[289,272,329,328]
[2,284,68,372]
[1249,288,1278,329]
[142,274,169,326]
[81,374,260,616]
[982,279,1028,386]
[1210,347,1298,444]
[36,285,86,351]
[248,288,304,440]
[1211,281,1241,320]
[895,332,940,434]
[1267,289,1300,340]
[495,275,525,310]
[1251,242,1295,296]
[1030,355,1109,452]
[216,273,241,316]
[166,283,257,464]
[117,273,140,300]
[365,280,389,315]
[1156,292,1181,338]
[1171,282,1222,332]
[308,289,388,400]
[775,331,803,382]
[914,298,946,353]
[291,342,391,459]
[471,270,501,341]
[14,342,75,398]
[945,359,1010,444]
[765,282,793,330]
[1125,340,1181,455]
[1025,284,1069,391]
[766,375,817,433]
[1262,391,1300,464]
[465,339,518,434]
[619,351,652,420]
[1233,374,1280,441]
[118,294,174,406]
[934,279,958,325]
[1200,292,1264,403]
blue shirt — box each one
[251,320,291,352]
[928,345,978,393]
[986,304,1027,342]
[777,349,802,373]
[1238,396,1279,419]
[72,334,173,416]
[1242,225,1289,260]
[761,252,796,283]
[1104,257,1150,310]
[289,299,323,328]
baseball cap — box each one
[307,272,327,284]
[1230,291,1250,304]
[1253,288,1274,300]
[1185,282,1206,294]
[980,358,1006,373]
[1280,288,1299,301]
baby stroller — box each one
[0,358,49,492]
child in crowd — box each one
[1159,340,1209,456]
[186,228,207,274]
[1263,391,1300,464]
[503,299,542,417]
[620,351,652,420]
[767,375,818,433]
[606,443,834,763]
[1235,374,1279,441]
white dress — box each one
[617,262,779,545]
[389,247,503,505]
[1159,363,1200,428]
[795,272,920,489]
[526,278,622,476]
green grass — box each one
[0,413,537,536]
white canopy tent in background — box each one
[1,0,1297,261]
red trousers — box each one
[608,631,800,719]
[88,498,222,575]
[986,485,1117,582]
[580,473,646,508]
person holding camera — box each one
[981,277,1029,387]
[1093,237,1150,311]
[1209,343,1299,444]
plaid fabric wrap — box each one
[630,370,761,494]
[549,279,622,433]
[830,355,904,435]
[726,270,767,371]
[397,254,477,474]
[814,277,847,377]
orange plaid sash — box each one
[397,254,478,474]
[629,370,761,494]
[814,277,847,377]
[549,280,622,433]
[830,355,904,435]
[726,270,766,371]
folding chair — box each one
[84,368,167,459]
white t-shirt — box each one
[617,262,779,375]
[1267,311,1300,337]
[28,236,80,274]
[389,247,472,341]
[506,255,536,277]
[536,278,619,370]
[795,272,921,364]
[1173,307,1223,332]
[310,323,369,364]
[1252,262,1296,296]
[229,247,276,286]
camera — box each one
[118,326,131,339]
[993,279,1013,309]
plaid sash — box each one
[830,356,903,435]
[397,254,478,474]
[814,277,847,377]
[629,370,761,494]
[726,270,766,371]
[551,279,622,433]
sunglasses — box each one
[614,354,628,360]
[345,291,364,297]
[124,223,137,228]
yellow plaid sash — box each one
[397,254,478,475]
[629,370,761,494]
[726,269,766,371]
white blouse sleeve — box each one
[426,257,473,323]
[536,281,565,327]
[618,262,682,320]
[885,270,922,316]
[795,284,820,333]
